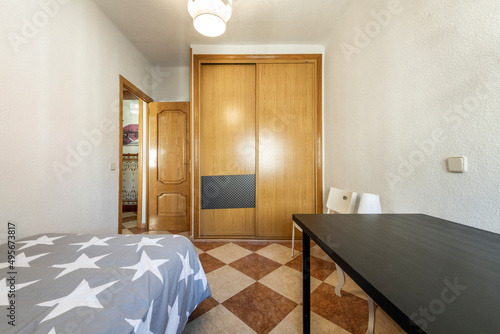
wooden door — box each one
[256,63,317,237]
[199,64,256,236]
[148,102,190,231]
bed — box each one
[0,233,211,334]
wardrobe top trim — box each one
[193,54,322,65]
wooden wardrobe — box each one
[193,54,322,239]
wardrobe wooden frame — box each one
[192,54,323,239]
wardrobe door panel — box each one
[201,208,255,236]
[257,63,316,237]
[200,64,256,175]
[200,64,256,236]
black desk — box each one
[293,214,500,334]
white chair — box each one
[291,187,357,257]
[358,193,382,214]
[335,192,382,334]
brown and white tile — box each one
[259,265,322,304]
[310,283,370,334]
[207,243,253,264]
[286,254,336,281]
[230,253,281,280]
[183,304,256,334]
[206,265,256,303]
[256,243,298,264]
[270,305,352,334]
[223,282,297,334]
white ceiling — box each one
[92,0,352,67]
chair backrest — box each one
[326,187,358,214]
[357,193,382,214]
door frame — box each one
[192,54,323,239]
[118,75,153,234]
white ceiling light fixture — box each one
[187,0,232,37]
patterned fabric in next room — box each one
[123,153,138,206]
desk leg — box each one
[303,233,310,334]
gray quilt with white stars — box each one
[0,233,211,334]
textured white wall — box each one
[0,0,153,240]
[153,66,190,102]
[191,44,325,55]
[324,0,500,232]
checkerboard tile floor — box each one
[121,212,190,237]
[184,241,405,334]
[121,216,403,333]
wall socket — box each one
[447,156,467,173]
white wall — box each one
[153,66,190,102]
[0,0,153,240]
[324,0,500,232]
[191,44,325,55]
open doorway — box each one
[118,76,153,234]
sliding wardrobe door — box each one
[256,63,317,237]
[199,64,256,236]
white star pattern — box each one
[17,235,64,251]
[37,279,118,323]
[125,300,155,334]
[125,317,142,333]
[0,252,49,269]
[70,237,114,252]
[48,328,56,334]
[165,296,180,334]
[194,257,208,291]
[121,251,168,283]
[177,252,194,287]
[0,278,40,305]
[125,237,165,252]
[53,253,110,279]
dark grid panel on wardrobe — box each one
[201,174,256,210]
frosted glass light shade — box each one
[358,193,382,214]
[188,0,232,37]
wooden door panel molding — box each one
[149,102,190,231]
[157,193,187,217]
[157,109,188,185]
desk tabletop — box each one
[292,214,500,334]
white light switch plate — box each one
[109,163,116,171]
[447,156,467,173]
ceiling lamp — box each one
[187,0,232,37]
